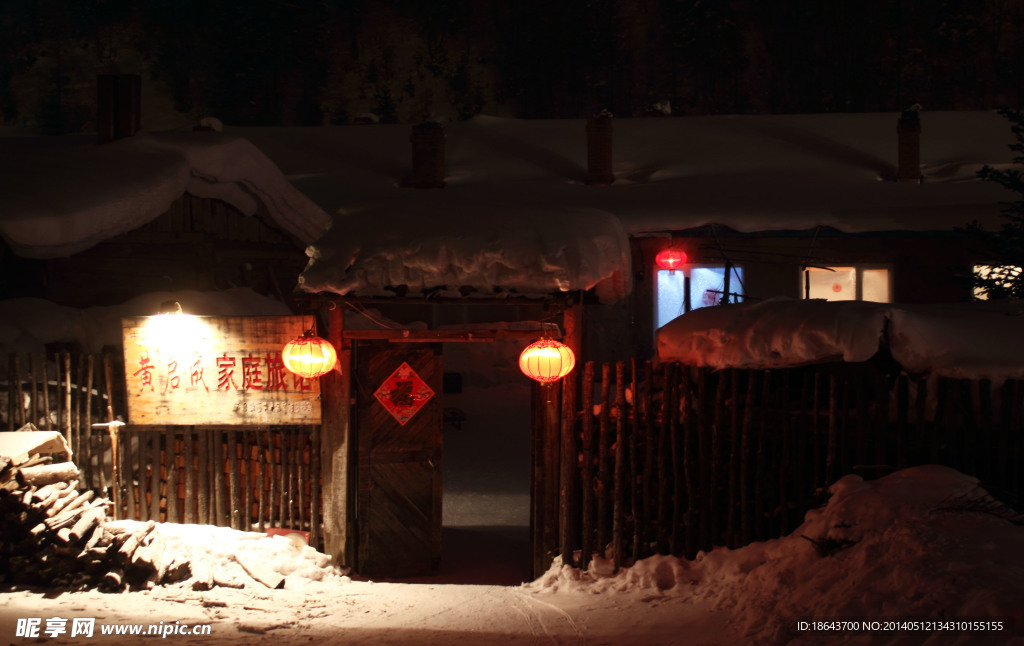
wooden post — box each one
[150,431,161,521]
[243,430,252,531]
[740,370,757,546]
[296,429,305,533]
[266,429,276,529]
[310,423,320,547]
[84,355,95,491]
[669,364,682,554]
[184,427,195,523]
[258,429,268,532]
[229,431,240,529]
[6,354,13,432]
[977,380,992,481]
[682,366,698,558]
[198,430,210,524]
[727,369,740,548]
[896,376,909,469]
[63,353,72,456]
[580,361,595,569]
[641,361,655,558]
[826,375,838,486]
[531,379,561,577]
[28,353,37,428]
[711,368,728,548]
[321,303,353,566]
[754,370,770,541]
[136,429,148,522]
[629,359,641,563]
[213,429,224,525]
[612,361,625,571]
[41,354,51,431]
[597,363,612,554]
[124,430,136,521]
[656,364,672,554]
[558,301,582,567]
[778,372,791,536]
[167,430,179,523]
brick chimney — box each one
[896,107,922,183]
[586,111,614,185]
[96,74,141,145]
[410,122,446,188]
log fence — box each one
[4,352,323,550]
[534,359,1024,576]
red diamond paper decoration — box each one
[374,362,435,426]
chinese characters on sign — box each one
[122,316,321,426]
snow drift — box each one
[529,464,1024,645]
[657,297,1024,381]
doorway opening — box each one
[437,338,532,585]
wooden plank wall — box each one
[4,352,323,550]
[536,360,1024,575]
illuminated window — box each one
[656,265,744,328]
[973,265,1022,299]
[802,266,890,302]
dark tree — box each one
[974,108,1024,299]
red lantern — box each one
[282,331,338,379]
[655,248,687,271]
[519,339,575,383]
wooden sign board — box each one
[122,316,321,426]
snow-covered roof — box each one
[656,297,1024,381]
[296,202,631,301]
[227,110,1014,237]
[2,110,1015,302]
[0,129,330,259]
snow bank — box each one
[656,297,1024,381]
[298,202,632,303]
[105,521,342,590]
[527,465,1024,644]
[0,131,330,259]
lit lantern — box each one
[282,330,338,379]
[655,247,687,271]
[519,339,575,383]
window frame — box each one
[801,264,892,303]
[655,263,745,329]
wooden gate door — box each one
[355,342,442,577]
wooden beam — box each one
[341,328,554,342]
[321,305,353,567]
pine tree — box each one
[974,108,1024,299]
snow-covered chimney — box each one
[586,111,614,185]
[410,122,446,188]
[896,106,922,183]
[96,74,141,145]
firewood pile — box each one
[0,454,157,591]
[2,444,340,593]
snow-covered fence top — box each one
[656,297,1024,381]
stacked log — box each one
[0,457,157,591]
[2,455,339,592]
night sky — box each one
[2,0,1023,132]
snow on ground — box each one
[2,464,1021,645]
[657,297,1024,381]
